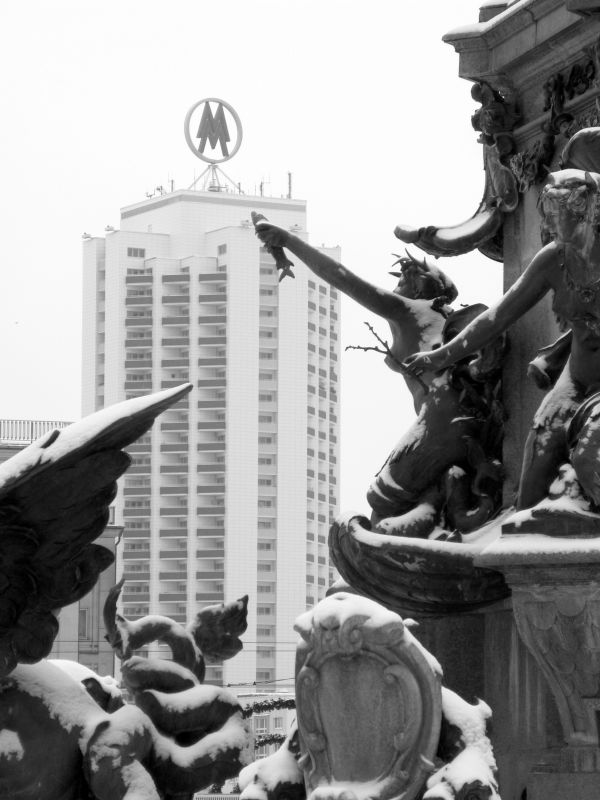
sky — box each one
[0,0,502,511]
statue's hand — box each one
[402,349,446,377]
[254,220,289,249]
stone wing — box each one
[0,383,191,676]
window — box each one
[258,478,273,486]
[254,717,269,733]
[260,289,274,296]
[258,436,273,444]
[258,499,272,508]
[257,606,273,615]
[274,717,284,730]
[258,562,273,572]
[127,247,146,258]
[258,541,274,551]
[259,352,274,360]
[78,609,89,639]
[259,393,274,402]
[259,415,273,423]
[217,244,227,255]
[258,521,273,529]
[258,457,273,465]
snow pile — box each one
[239,737,302,800]
[50,659,122,702]
[0,729,24,762]
[424,689,499,800]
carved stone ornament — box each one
[511,575,600,747]
[395,80,519,262]
[294,593,443,800]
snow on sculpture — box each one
[239,594,501,800]
[0,385,253,800]
[253,217,510,613]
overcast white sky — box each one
[0,0,502,510]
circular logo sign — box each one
[184,98,243,164]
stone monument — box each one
[252,4,600,798]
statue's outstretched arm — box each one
[255,221,406,320]
[404,245,554,375]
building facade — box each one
[82,188,340,687]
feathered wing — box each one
[0,383,192,676]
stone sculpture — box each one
[0,383,192,677]
[241,594,501,800]
[254,218,510,613]
[404,128,600,518]
[0,385,253,799]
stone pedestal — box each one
[478,535,600,799]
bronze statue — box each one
[254,220,506,539]
[404,127,600,513]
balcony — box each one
[198,272,226,282]
[196,485,225,494]
[123,528,150,539]
[160,486,187,495]
[159,593,186,602]
[198,293,226,303]
[197,400,226,409]
[197,505,224,515]
[162,316,190,325]
[161,359,189,368]
[162,295,189,304]
[126,275,153,285]
[197,464,225,472]
[198,315,226,324]
[162,274,190,284]
[125,317,152,327]
[160,507,188,516]
[161,380,188,389]
[160,443,188,453]
[159,571,187,581]
[123,571,150,581]
[123,507,150,517]
[197,336,226,345]
[197,421,225,430]
[197,357,226,367]
[128,465,152,475]
[123,549,150,558]
[162,337,189,347]
[196,571,224,580]
[125,381,152,391]
[161,422,188,431]
[197,379,226,388]
[195,592,224,602]
[160,549,188,559]
[125,296,153,305]
[124,486,151,496]
[196,528,225,536]
[196,549,224,558]
[125,338,153,348]
[160,464,187,474]
[122,593,149,602]
[127,443,151,453]
[196,442,225,451]
[160,528,188,537]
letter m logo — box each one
[196,102,230,157]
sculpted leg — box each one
[516,365,582,510]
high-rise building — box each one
[82,188,340,687]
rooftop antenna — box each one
[288,172,292,199]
